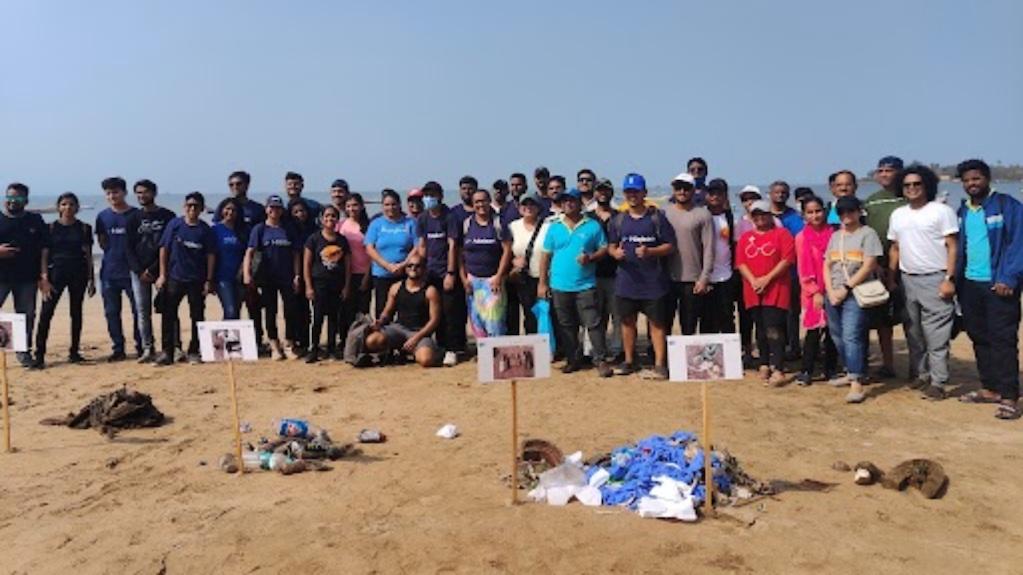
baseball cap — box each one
[557,187,582,202]
[877,156,904,170]
[331,179,349,190]
[835,195,862,214]
[749,199,772,214]
[595,178,614,192]
[265,194,285,208]
[519,192,544,207]
[739,185,762,199]
[623,173,647,192]
[408,188,423,199]
[672,173,696,187]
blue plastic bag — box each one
[532,299,557,353]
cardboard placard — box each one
[197,321,259,363]
[476,335,551,383]
[667,334,744,382]
[0,313,28,352]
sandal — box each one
[959,390,1001,404]
[995,403,1022,421]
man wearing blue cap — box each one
[607,173,677,379]
[538,187,611,376]
[864,156,906,379]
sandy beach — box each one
[1,295,1021,574]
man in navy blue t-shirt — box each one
[0,182,49,366]
[607,173,676,380]
[416,181,466,366]
[95,176,141,361]
[154,192,216,365]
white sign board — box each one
[477,334,551,383]
[197,320,258,362]
[0,313,28,352]
[667,334,744,382]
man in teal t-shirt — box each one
[538,188,611,376]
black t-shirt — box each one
[126,207,176,276]
[48,220,92,273]
[0,211,49,282]
[304,232,350,284]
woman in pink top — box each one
[794,196,837,386]
[338,193,373,328]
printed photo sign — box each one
[197,320,259,362]
[0,313,28,352]
[667,334,744,382]
[477,335,551,383]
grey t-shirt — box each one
[826,225,883,289]
[664,205,715,283]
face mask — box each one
[423,197,439,211]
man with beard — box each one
[329,179,350,221]
[216,171,265,227]
[125,179,176,363]
[577,168,597,211]
[864,156,906,379]
[509,172,528,203]
[0,182,49,366]
[284,171,322,220]
[664,173,714,335]
[955,159,1023,420]
[687,157,709,206]
[590,178,622,361]
[451,175,477,224]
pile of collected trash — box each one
[220,418,353,475]
[525,430,765,521]
[39,387,166,437]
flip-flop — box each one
[995,403,1022,421]
[959,390,1001,404]
[845,391,866,404]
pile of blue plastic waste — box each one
[586,430,730,508]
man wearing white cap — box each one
[664,173,714,335]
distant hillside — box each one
[868,162,1023,181]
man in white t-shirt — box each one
[888,165,959,400]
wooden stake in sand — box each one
[227,358,244,474]
[1,351,10,453]
[510,379,519,505]
[701,381,713,518]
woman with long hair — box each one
[364,189,418,317]
[33,192,95,368]
[338,193,372,339]
[303,205,351,362]
[212,197,248,320]
[460,189,512,337]
[794,196,838,385]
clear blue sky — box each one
[2,0,1020,198]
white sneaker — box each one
[443,351,458,367]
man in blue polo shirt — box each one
[538,187,611,376]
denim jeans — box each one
[0,281,38,354]
[552,287,606,366]
[217,279,241,320]
[826,296,867,379]
[101,277,141,354]
[130,272,155,350]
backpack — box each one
[610,207,669,267]
[462,212,504,240]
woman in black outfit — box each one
[287,198,318,356]
[302,205,351,362]
[33,192,95,368]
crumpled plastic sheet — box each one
[587,430,731,509]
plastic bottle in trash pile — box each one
[242,450,296,471]
[271,418,320,439]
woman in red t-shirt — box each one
[736,200,796,385]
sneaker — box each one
[827,374,850,387]
[174,348,187,363]
[153,352,173,366]
[305,348,320,364]
[613,362,637,376]
[28,356,45,370]
[137,348,156,364]
[68,352,86,364]
[639,366,669,380]
[16,352,33,367]
[187,353,201,365]
[106,351,128,363]
[561,362,581,374]
[922,385,947,401]
[795,371,812,387]
[442,351,458,367]
[597,362,614,378]
[257,343,272,358]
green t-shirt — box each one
[863,188,906,259]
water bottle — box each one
[242,450,273,470]
[271,418,318,439]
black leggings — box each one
[514,276,540,334]
[35,266,88,357]
[750,305,787,371]
[261,281,297,342]
[802,327,838,376]
[310,282,342,352]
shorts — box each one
[868,284,905,329]
[616,295,667,326]
[381,324,440,353]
